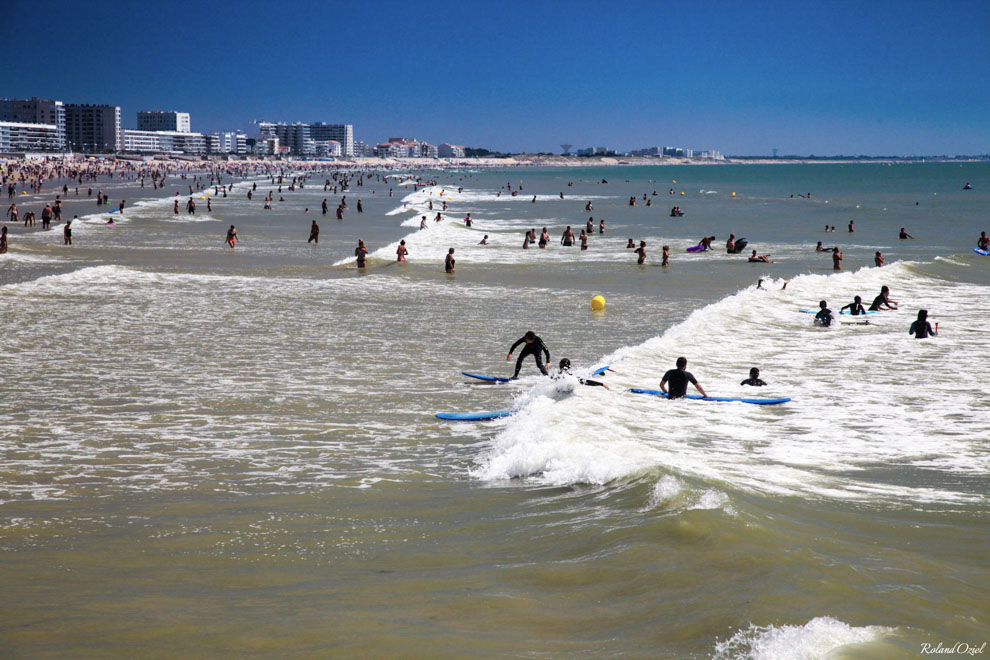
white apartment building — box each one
[138,111,191,133]
[0,121,63,153]
[438,143,465,158]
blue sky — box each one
[3,0,988,155]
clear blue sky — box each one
[3,0,988,155]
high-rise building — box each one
[213,131,248,154]
[309,123,353,156]
[65,104,121,152]
[0,98,66,151]
[138,110,191,133]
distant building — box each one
[309,123,353,156]
[630,146,662,157]
[438,143,466,158]
[352,140,374,157]
[66,104,121,152]
[0,121,63,153]
[213,131,248,154]
[420,143,438,158]
[577,146,610,156]
[0,98,66,151]
[122,129,206,155]
[138,111,191,133]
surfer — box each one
[396,240,408,262]
[308,220,319,244]
[555,359,609,390]
[507,331,550,378]
[909,309,936,339]
[840,296,867,315]
[814,300,833,327]
[978,232,989,250]
[444,248,455,273]
[869,286,898,311]
[660,357,707,399]
[740,367,767,387]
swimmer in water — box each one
[225,225,238,248]
[697,236,715,250]
[898,227,914,239]
[740,367,767,387]
[479,234,489,245]
[832,247,842,271]
[308,220,319,244]
[635,240,647,264]
[396,240,408,262]
[815,300,833,327]
[355,240,368,268]
[749,250,772,263]
[874,251,884,267]
[444,248,455,273]
[662,245,669,267]
[909,309,936,338]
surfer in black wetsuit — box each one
[507,331,550,378]
[909,309,936,338]
[869,286,898,311]
[555,359,609,389]
[740,367,766,387]
[840,295,866,315]
[660,357,707,399]
[814,300,833,327]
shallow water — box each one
[1,163,988,657]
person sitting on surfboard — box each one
[507,331,550,378]
[555,359,609,390]
[740,367,767,387]
[660,357,707,399]
[977,232,988,250]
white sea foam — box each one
[712,616,895,660]
[474,262,990,506]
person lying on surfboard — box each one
[555,359,609,390]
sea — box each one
[1,162,987,658]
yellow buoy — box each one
[680,191,685,196]
[731,192,736,198]
[590,295,605,311]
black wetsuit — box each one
[740,378,767,386]
[869,293,891,311]
[840,301,866,315]
[661,368,697,399]
[510,335,550,377]
[909,320,935,339]
[554,370,606,388]
[815,308,833,327]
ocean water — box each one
[1,163,988,658]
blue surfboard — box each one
[591,365,610,376]
[630,388,790,405]
[462,372,513,383]
[436,410,514,421]
[975,248,989,256]
[799,309,876,315]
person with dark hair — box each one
[660,357,707,399]
[869,286,898,311]
[909,310,936,339]
[506,331,550,378]
[555,359,609,390]
[841,296,867,315]
[815,300,833,327]
[740,367,766,387]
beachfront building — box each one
[420,143,439,158]
[250,135,279,156]
[577,146,610,156]
[65,104,121,152]
[315,140,342,157]
[630,146,662,157]
[0,98,66,151]
[374,142,404,158]
[438,143,465,158]
[0,121,63,153]
[121,129,207,155]
[137,111,191,133]
[212,131,248,155]
[352,141,375,157]
[308,123,353,157]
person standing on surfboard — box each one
[660,357,707,399]
[507,331,550,378]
